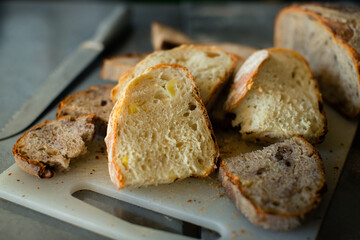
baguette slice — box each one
[105,64,218,189]
[225,48,327,144]
[219,136,326,231]
[111,45,237,110]
[274,3,360,118]
[12,115,96,178]
[100,53,148,81]
[151,22,194,50]
[57,84,115,134]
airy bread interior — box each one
[106,64,218,189]
[111,45,236,108]
[228,49,326,143]
[275,7,360,118]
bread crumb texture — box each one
[227,48,326,143]
[106,64,218,189]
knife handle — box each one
[92,6,130,46]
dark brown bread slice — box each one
[12,115,96,178]
[57,84,115,134]
[219,136,326,231]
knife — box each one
[0,6,129,140]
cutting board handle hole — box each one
[72,189,220,239]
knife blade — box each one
[0,6,129,140]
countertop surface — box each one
[0,1,359,239]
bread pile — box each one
[12,2,359,232]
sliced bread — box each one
[100,53,147,81]
[219,135,326,231]
[105,64,218,189]
[225,48,327,144]
[150,22,257,60]
[57,84,115,134]
[12,115,96,178]
[111,45,237,110]
[274,3,360,118]
[151,22,194,50]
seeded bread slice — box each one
[219,136,326,231]
[111,45,237,110]
[57,84,115,135]
[12,115,96,178]
[105,64,218,189]
[100,53,148,81]
[225,48,327,144]
[274,3,360,118]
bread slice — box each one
[274,3,360,118]
[151,22,194,50]
[151,21,256,60]
[219,136,326,231]
[12,115,96,178]
[150,21,257,60]
[105,64,218,189]
[111,45,237,110]
[100,53,147,81]
[224,48,327,144]
[57,84,115,134]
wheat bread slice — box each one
[57,84,115,135]
[111,45,237,110]
[225,48,327,144]
[219,135,326,231]
[105,64,218,189]
[12,115,96,178]
[100,53,148,81]
[274,3,360,118]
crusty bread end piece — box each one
[111,45,237,111]
[106,64,218,189]
[225,48,327,144]
[219,136,326,231]
[57,84,115,135]
[12,115,96,178]
[274,3,360,118]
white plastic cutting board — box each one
[0,104,357,240]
